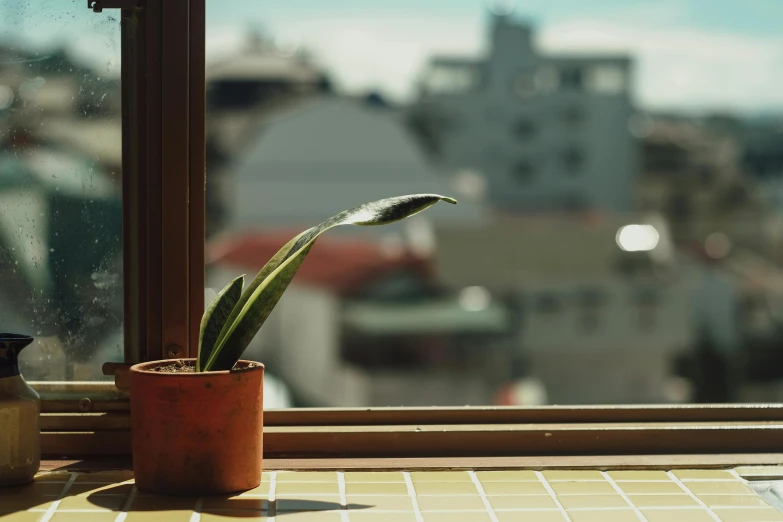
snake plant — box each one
[197,194,457,372]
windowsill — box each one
[38,405,783,463]
[9,467,783,522]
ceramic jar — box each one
[0,333,40,486]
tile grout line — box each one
[403,471,425,522]
[727,468,750,484]
[534,471,573,522]
[666,471,722,521]
[469,471,500,522]
[338,471,349,522]
[39,471,79,522]
[113,484,137,522]
[188,497,203,522]
[268,471,277,521]
[602,471,648,522]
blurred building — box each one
[207,232,512,407]
[226,96,485,236]
[635,114,774,255]
[409,13,637,214]
[205,33,332,236]
[204,91,503,406]
[434,214,697,404]
[742,120,783,212]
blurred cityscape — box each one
[3,3,783,407]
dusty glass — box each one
[0,0,122,381]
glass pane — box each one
[1,1,122,381]
[205,1,783,406]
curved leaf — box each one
[203,194,457,371]
[197,274,244,371]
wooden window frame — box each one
[39,0,783,469]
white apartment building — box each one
[412,13,637,214]
[434,215,696,404]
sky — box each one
[3,0,783,114]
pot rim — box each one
[130,358,264,377]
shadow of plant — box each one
[85,485,372,517]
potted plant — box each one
[129,194,456,495]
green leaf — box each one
[197,274,244,372]
[202,194,457,371]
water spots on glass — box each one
[2,1,123,381]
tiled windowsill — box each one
[3,468,783,522]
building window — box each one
[588,65,627,94]
[563,106,584,127]
[535,293,562,315]
[559,68,583,90]
[535,66,560,92]
[512,73,537,99]
[512,159,536,183]
[578,288,605,334]
[513,119,536,140]
[634,288,659,332]
[562,147,585,174]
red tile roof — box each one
[207,230,432,295]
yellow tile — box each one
[33,473,71,482]
[713,507,783,522]
[672,470,735,480]
[239,482,270,496]
[275,472,337,483]
[416,495,485,511]
[735,466,783,479]
[421,512,492,522]
[607,470,671,481]
[276,497,342,512]
[481,481,548,495]
[414,482,478,495]
[627,494,699,507]
[74,471,135,483]
[0,497,56,512]
[495,512,566,522]
[567,511,639,522]
[129,496,199,511]
[557,495,628,509]
[274,482,339,495]
[344,495,413,511]
[201,496,269,511]
[685,482,754,495]
[270,514,341,522]
[134,487,199,499]
[57,495,125,511]
[0,483,69,497]
[617,481,686,494]
[261,472,272,481]
[344,483,409,495]
[476,470,539,481]
[699,495,770,507]
[343,472,405,483]
[542,471,605,481]
[50,514,118,522]
[200,513,269,521]
[410,472,472,483]
[66,483,133,496]
[550,481,616,494]
[488,495,557,510]
[0,514,47,522]
[125,511,195,522]
[349,513,418,522]
[641,509,716,522]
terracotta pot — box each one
[129,358,264,495]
